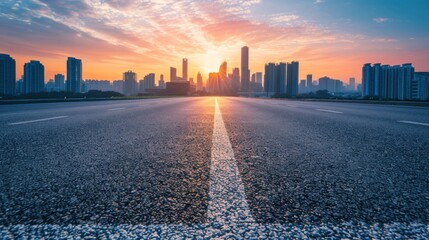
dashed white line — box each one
[7,116,69,125]
[107,107,125,111]
[315,109,343,114]
[398,120,429,127]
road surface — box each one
[1,97,428,238]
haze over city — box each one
[1,0,429,81]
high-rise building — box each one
[196,72,203,91]
[207,62,233,95]
[231,68,240,93]
[264,63,286,95]
[256,72,262,84]
[240,46,250,92]
[219,61,227,79]
[412,72,429,100]
[349,77,356,91]
[0,53,16,96]
[306,74,313,92]
[66,57,82,93]
[112,80,124,93]
[140,73,156,92]
[123,70,137,96]
[299,80,306,94]
[286,61,299,97]
[170,67,177,82]
[54,74,65,91]
[24,60,44,93]
[362,63,415,100]
[182,58,188,81]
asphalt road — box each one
[0,97,428,238]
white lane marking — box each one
[7,116,69,126]
[107,107,125,111]
[315,109,343,114]
[207,98,255,225]
[398,120,429,127]
[287,104,297,108]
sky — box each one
[1,0,429,84]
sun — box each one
[202,50,223,75]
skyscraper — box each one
[123,70,137,96]
[0,53,16,96]
[54,74,65,91]
[231,68,240,93]
[24,60,44,93]
[264,63,286,95]
[182,58,188,81]
[307,74,313,92]
[349,77,355,91]
[256,72,262,84]
[196,72,203,91]
[66,57,82,93]
[286,61,299,97]
[170,67,177,82]
[240,46,250,92]
[140,73,156,92]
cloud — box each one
[271,14,300,23]
[314,0,325,4]
[371,38,398,43]
[373,17,389,23]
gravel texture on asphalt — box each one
[1,97,429,239]
[1,98,214,225]
[219,97,429,225]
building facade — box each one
[240,46,250,92]
[24,60,44,93]
[123,71,137,96]
[66,57,82,93]
[362,63,415,100]
[0,53,16,96]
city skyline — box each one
[1,0,429,82]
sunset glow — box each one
[1,0,429,83]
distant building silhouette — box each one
[196,72,203,91]
[250,72,263,92]
[0,53,16,96]
[170,67,177,82]
[264,63,286,95]
[412,72,429,100]
[158,74,166,89]
[207,61,234,95]
[123,70,137,96]
[286,61,299,97]
[318,76,344,93]
[66,57,82,93]
[349,77,356,91]
[112,80,124,93]
[182,58,188,81]
[240,46,250,92]
[230,68,240,93]
[306,74,313,92]
[54,74,65,91]
[362,63,415,100]
[140,73,156,92]
[24,60,44,93]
